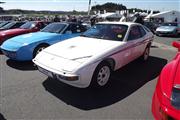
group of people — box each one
[90,13,145,26]
[120,13,144,25]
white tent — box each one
[97,12,122,19]
[147,10,180,22]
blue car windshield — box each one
[20,21,36,29]
[41,23,66,33]
[162,23,177,26]
[82,24,128,41]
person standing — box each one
[119,13,127,22]
[133,13,144,25]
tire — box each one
[90,62,111,88]
[33,44,49,58]
[141,46,150,61]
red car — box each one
[0,21,46,45]
[152,41,180,120]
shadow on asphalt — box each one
[6,59,37,71]
[0,113,6,120]
[42,56,167,110]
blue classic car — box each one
[0,22,86,61]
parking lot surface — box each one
[0,36,178,120]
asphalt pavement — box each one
[0,36,178,120]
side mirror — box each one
[172,41,180,51]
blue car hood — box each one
[9,32,61,44]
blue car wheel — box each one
[33,44,49,58]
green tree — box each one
[91,2,127,12]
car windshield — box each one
[0,22,9,28]
[20,21,36,29]
[1,22,16,29]
[41,23,67,33]
[162,23,177,26]
[82,24,128,41]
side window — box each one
[64,24,73,33]
[139,26,146,37]
[65,24,82,33]
[128,26,141,41]
[80,25,87,32]
[38,23,45,29]
[13,23,24,28]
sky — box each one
[0,0,179,12]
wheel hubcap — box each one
[97,66,110,86]
[37,47,45,55]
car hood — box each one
[0,28,28,36]
[43,36,125,60]
[8,32,60,44]
[156,26,177,32]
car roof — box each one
[97,21,141,26]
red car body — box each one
[0,21,45,45]
[152,41,180,120]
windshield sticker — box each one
[117,34,122,38]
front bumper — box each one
[155,31,177,36]
[33,58,96,88]
[38,66,79,81]
[1,49,17,59]
[1,47,33,61]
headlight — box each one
[171,85,180,109]
[56,74,79,81]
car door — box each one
[126,25,144,61]
[136,25,148,57]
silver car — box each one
[155,23,180,36]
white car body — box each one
[33,22,154,88]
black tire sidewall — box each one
[143,46,150,61]
[90,61,111,88]
[33,45,48,58]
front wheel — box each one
[90,62,111,88]
[33,44,49,58]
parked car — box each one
[0,21,25,31]
[33,22,154,88]
[0,21,46,45]
[1,22,87,61]
[0,21,10,28]
[155,22,180,36]
[152,41,180,120]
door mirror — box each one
[172,41,180,51]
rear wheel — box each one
[33,44,49,58]
[90,62,111,88]
[141,46,150,61]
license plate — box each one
[38,67,53,78]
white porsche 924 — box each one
[33,22,154,88]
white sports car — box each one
[33,22,154,88]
